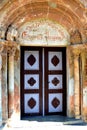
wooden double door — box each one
[21,47,66,117]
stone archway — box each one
[0,0,87,122]
[18,19,69,118]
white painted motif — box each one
[48,75,62,89]
[24,74,39,89]
[24,51,39,70]
[49,94,62,112]
[24,94,39,113]
[48,51,62,70]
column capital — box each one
[7,46,16,56]
[70,44,87,55]
[71,48,81,59]
[0,40,6,54]
[69,45,83,59]
[0,40,17,55]
[6,41,17,56]
[0,44,4,53]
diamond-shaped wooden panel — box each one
[27,54,36,66]
[24,74,39,89]
[48,75,62,89]
[27,77,36,86]
[24,51,39,70]
[49,94,62,112]
[51,55,60,66]
[51,97,60,108]
[24,94,39,113]
[52,77,60,86]
[48,52,62,70]
[28,97,36,109]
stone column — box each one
[2,52,8,121]
[8,46,16,118]
[0,55,2,121]
[73,50,80,118]
[0,45,3,122]
[81,52,87,121]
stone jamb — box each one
[0,43,4,122]
[71,46,82,119]
[70,43,87,121]
[66,46,74,117]
[2,52,8,121]
[0,40,17,120]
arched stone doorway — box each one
[18,19,69,118]
[0,0,87,122]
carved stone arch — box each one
[70,29,82,44]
